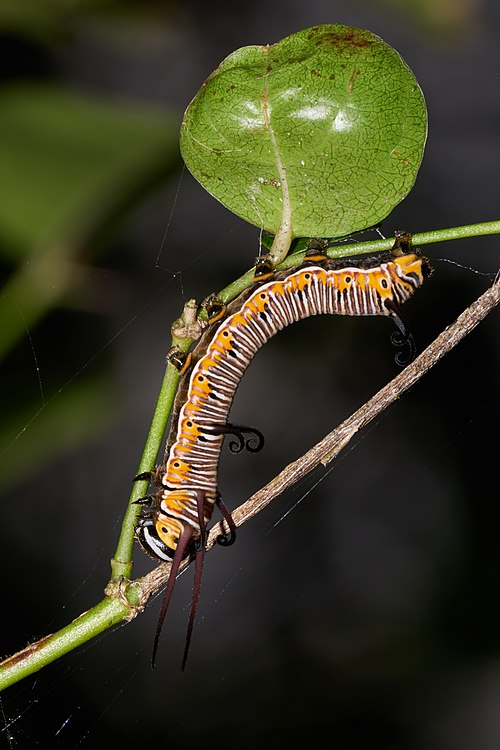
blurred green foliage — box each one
[0,0,125,42]
[0,85,179,261]
[0,373,116,487]
[0,5,181,487]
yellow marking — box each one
[155,514,184,551]
[178,417,201,438]
[304,252,327,262]
[205,351,222,365]
[178,352,192,376]
[268,281,284,296]
[255,291,269,312]
[337,271,355,293]
[394,254,425,283]
[190,393,211,410]
[253,271,273,282]
[355,272,366,291]
[284,273,302,295]
[174,441,198,456]
[184,401,202,415]
[166,457,192,484]
[365,269,392,298]
[295,271,312,292]
[244,298,261,316]
[213,328,235,350]
[207,305,227,324]
[230,312,247,329]
[190,376,212,396]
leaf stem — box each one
[262,49,293,266]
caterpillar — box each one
[136,233,432,667]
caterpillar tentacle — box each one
[182,533,205,672]
[215,495,237,547]
[390,312,417,367]
[151,522,193,669]
[199,423,265,454]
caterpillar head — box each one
[136,513,189,562]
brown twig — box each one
[138,272,500,601]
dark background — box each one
[1,1,499,748]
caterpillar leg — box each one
[166,346,192,376]
[133,465,164,485]
[391,230,413,256]
[304,238,329,262]
[133,471,153,482]
[202,293,226,324]
[253,255,275,282]
[133,494,154,505]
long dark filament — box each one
[181,540,205,671]
[151,492,237,669]
[151,523,193,668]
[180,490,208,671]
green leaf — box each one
[180,24,427,245]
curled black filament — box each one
[390,314,416,367]
[201,423,265,454]
[215,494,237,547]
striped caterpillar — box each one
[136,233,432,666]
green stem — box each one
[110,305,199,580]
[218,220,500,304]
[110,360,183,580]
[0,597,130,692]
